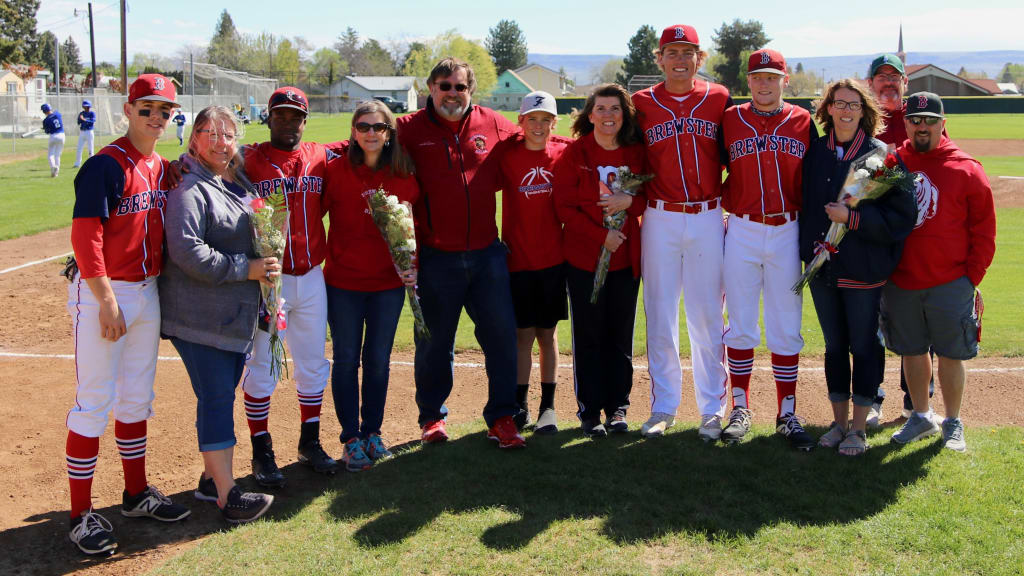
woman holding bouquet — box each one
[553,84,646,438]
[322,100,418,471]
[161,105,278,522]
[799,80,917,456]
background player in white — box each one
[173,109,187,146]
[41,103,64,177]
[73,100,96,168]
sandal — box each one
[838,429,868,457]
[818,422,847,448]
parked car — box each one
[374,96,408,113]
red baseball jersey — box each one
[322,152,420,292]
[499,135,568,272]
[632,79,732,203]
[243,141,329,275]
[722,102,818,216]
[70,137,169,279]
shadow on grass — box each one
[325,425,941,550]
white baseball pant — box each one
[242,265,330,402]
[723,215,804,355]
[66,276,160,437]
[75,129,95,166]
[48,133,65,171]
[642,204,729,418]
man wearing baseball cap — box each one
[720,48,819,450]
[631,24,734,441]
[74,100,96,168]
[41,103,65,177]
[65,73,189,556]
[235,86,339,489]
[884,92,996,453]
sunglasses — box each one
[354,122,390,134]
[138,108,172,119]
[907,116,941,126]
[436,82,469,93]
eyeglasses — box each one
[832,100,863,111]
[907,116,941,126]
[354,122,390,134]
[437,82,469,93]
[195,129,237,142]
[873,73,903,83]
[137,108,172,120]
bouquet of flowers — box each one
[792,146,919,293]
[249,188,290,379]
[591,166,654,304]
[366,187,431,340]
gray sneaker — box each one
[721,407,752,444]
[866,403,883,428]
[698,414,723,442]
[891,412,940,444]
[941,418,967,452]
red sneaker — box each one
[421,420,449,444]
[487,416,526,449]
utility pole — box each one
[55,35,61,99]
[88,3,97,89]
[119,0,127,94]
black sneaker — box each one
[582,419,607,438]
[121,485,191,522]
[221,485,273,525]
[722,407,752,444]
[513,402,533,431]
[69,510,117,556]
[776,414,815,451]
[606,410,629,433]
[298,439,338,474]
[251,433,286,488]
[194,474,218,503]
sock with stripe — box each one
[115,419,148,497]
[772,352,799,417]
[726,348,754,410]
[66,431,99,520]
[298,390,323,423]
[245,393,271,436]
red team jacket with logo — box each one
[721,102,818,216]
[243,142,329,275]
[553,133,646,276]
[632,80,732,203]
[71,137,169,279]
[397,100,519,252]
[891,136,996,290]
[498,135,570,272]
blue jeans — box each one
[326,285,404,442]
[171,337,245,452]
[414,240,518,427]
[809,278,883,407]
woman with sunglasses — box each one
[322,99,419,471]
[553,84,646,438]
[799,80,916,456]
[161,105,279,522]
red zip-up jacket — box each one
[396,98,519,252]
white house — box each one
[330,76,418,112]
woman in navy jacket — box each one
[800,79,916,456]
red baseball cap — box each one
[129,74,178,105]
[268,87,309,115]
[748,49,787,75]
[660,25,699,48]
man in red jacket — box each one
[884,92,996,453]
[396,57,525,449]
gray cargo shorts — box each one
[880,276,979,360]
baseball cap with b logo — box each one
[660,24,699,48]
[748,49,786,75]
[519,91,557,116]
[905,91,944,118]
[129,74,178,106]
[269,87,309,115]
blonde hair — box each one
[188,105,246,181]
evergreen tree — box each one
[62,36,82,74]
[355,39,397,75]
[616,25,659,86]
[0,0,40,64]
[712,19,769,95]
[207,10,243,70]
[485,19,528,74]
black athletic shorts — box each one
[509,263,568,329]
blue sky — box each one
[36,0,1023,64]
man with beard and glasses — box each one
[396,57,526,449]
[883,92,995,453]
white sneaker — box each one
[866,403,883,428]
[698,414,723,442]
[641,412,675,437]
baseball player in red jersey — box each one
[720,50,818,450]
[498,91,570,434]
[632,25,733,440]
[65,74,190,556]
[239,87,337,485]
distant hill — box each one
[528,51,1024,85]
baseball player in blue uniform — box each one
[173,109,186,145]
[74,100,96,168]
[42,103,65,177]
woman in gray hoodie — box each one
[160,105,279,524]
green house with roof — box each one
[486,68,533,111]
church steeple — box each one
[897,23,906,64]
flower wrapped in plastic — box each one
[591,166,654,304]
[249,188,290,378]
[366,186,430,340]
[792,146,919,293]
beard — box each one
[912,132,933,152]
[436,99,468,121]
